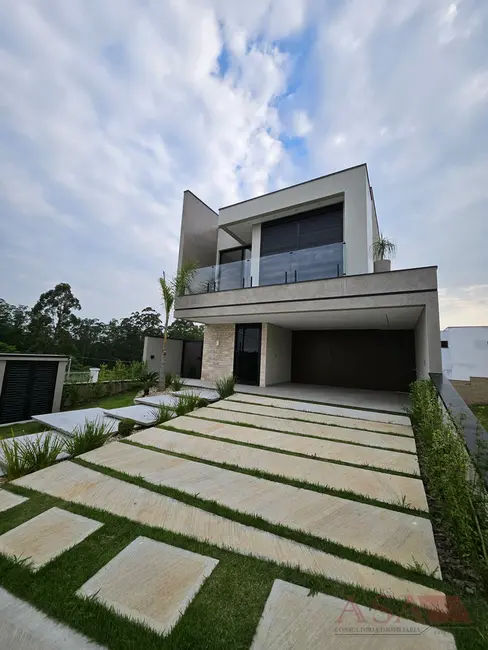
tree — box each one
[30,282,81,352]
[167,319,203,341]
[158,263,197,388]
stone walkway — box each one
[81,441,440,572]
[251,580,455,650]
[196,406,416,451]
[0,586,106,649]
[209,398,414,436]
[131,427,428,509]
[168,416,420,475]
[1,391,455,648]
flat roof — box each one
[219,163,369,211]
[0,353,70,360]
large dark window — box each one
[260,203,344,286]
[260,203,343,257]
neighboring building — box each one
[441,327,488,381]
[174,164,442,392]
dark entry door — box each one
[181,340,203,379]
[291,330,416,392]
[234,325,261,385]
[0,361,58,424]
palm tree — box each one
[158,262,197,389]
[372,233,396,261]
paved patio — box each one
[183,379,411,414]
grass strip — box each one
[159,423,420,479]
[75,456,440,586]
[189,412,417,454]
[123,438,429,518]
[208,402,414,438]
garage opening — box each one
[291,330,416,392]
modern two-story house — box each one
[174,164,442,392]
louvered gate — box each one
[0,361,58,425]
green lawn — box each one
[0,390,139,440]
[471,405,488,431]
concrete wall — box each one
[0,355,68,418]
[201,324,235,381]
[259,323,291,386]
[218,165,371,276]
[178,190,219,270]
[142,336,183,375]
[441,327,488,381]
[415,308,429,379]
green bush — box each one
[410,380,488,582]
[141,371,159,396]
[216,375,236,399]
[151,404,175,425]
[99,360,147,382]
[169,375,186,392]
[0,434,66,481]
[66,419,113,457]
[174,392,205,417]
[117,419,136,437]
[164,372,176,390]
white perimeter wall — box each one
[441,327,488,380]
[260,323,292,386]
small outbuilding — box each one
[0,354,69,425]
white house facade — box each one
[441,327,488,381]
[174,164,442,392]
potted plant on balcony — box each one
[372,234,396,273]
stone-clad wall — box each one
[201,324,235,381]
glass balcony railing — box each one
[186,242,344,295]
[188,258,251,294]
[259,242,344,287]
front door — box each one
[234,324,261,385]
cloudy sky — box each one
[0,0,487,328]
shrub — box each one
[169,375,186,392]
[174,393,205,417]
[65,419,113,457]
[117,419,136,437]
[141,371,159,396]
[0,434,66,481]
[410,379,488,583]
[164,372,176,390]
[151,404,175,426]
[216,375,236,399]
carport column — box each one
[250,223,261,288]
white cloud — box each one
[293,110,313,137]
[439,285,488,328]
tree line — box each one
[0,282,203,369]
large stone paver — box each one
[0,586,106,649]
[171,388,220,402]
[78,536,218,635]
[251,580,455,650]
[0,489,27,513]
[32,408,117,436]
[82,442,440,573]
[131,428,428,510]
[214,399,414,437]
[228,394,411,426]
[168,416,420,476]
[13,462,445,609]
[103,404,159,426]
[197,407,416,452]
[0,507,102,570]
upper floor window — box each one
[260,203,343,257]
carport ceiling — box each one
[197,306,424,330]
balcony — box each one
[187,242,345,295]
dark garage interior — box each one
[291,329,416,392]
